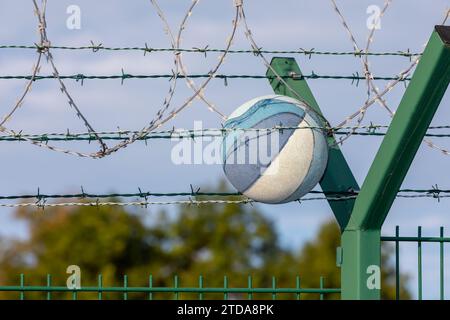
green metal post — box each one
[267,25,450,300]
[267,58,359,230]
[342,26,450,299]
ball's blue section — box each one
[223,98,306,128]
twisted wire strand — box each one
[0,0,46,139]
[381,9,450,156]
[0,40,44,128]
[0,1,101,158]
[3,124,450,142]
[154,0,227,119]
[93,3,240,158]
[0,0,228,159]
[33,0,107,152]
[0,1,446,158]
[0,73,412,82]
[0,199,254,208]
[331,1,450,155]
[237,3,330,130]
[331,0,419,131]
[0,187,448,202]
[0,0,183,158]
[442,8,450,24]
[330,0,394,146]
[0,44,423,58]
[1,193,448,208]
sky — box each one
[0,0,449,299]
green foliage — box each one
[0,183,410,300]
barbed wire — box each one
[1,189,448,209]
[0,0,447,159]
[330,0,413,133]
[0,0,240,158]
[330,0,450,155]
[236,2,331,130]
[149,0,225,120]
[2,124,450,142]
[92,1,241,159]
[33,0,107,152]
[0,72,412,83]
[7,0,330,159]
[0,44,423,59]
[155,0,227,119]
[1,187,448,202]
[0,0,109,158]
[0,200,253,209]
[331,0,393,145]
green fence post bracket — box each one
[267,25,450,300]
[341,25,450,300]
[267,57,360,230]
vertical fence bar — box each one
[247,275,253,300]
[20,274,24,300]
[123,275,128,301]
[199,275,204,301]
[174,275,179,300]
[223,276,228,300]
[272,276,276,300]
[149,275,153,301]
[418,226,422,300]
[296,276,301,300]
[395,226,400,300]
[319,277,324,301]
[71,271,77,300]
[46,274,51,300]
[440,226,445,300]
[98,274,103,300]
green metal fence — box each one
[1,225,449,300]
[0,275,339,300]
[382,226,450,300]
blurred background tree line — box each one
[0,182,410,300]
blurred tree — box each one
[0,203,169,298]
[0,183,410,299]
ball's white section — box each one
[282,113,329,203]
[243,119,314,203]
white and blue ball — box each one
[222,95,328,204]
